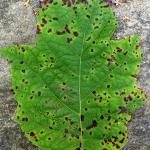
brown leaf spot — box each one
[37,25,41,34]
[124,95,132,102]
[42,18,47,24]
[116,47,122,52]
[86,120,98,130]
[80,115,84,121]
[73,32,78,37]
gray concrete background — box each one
[0,0,149,149]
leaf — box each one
[0,0,145,149]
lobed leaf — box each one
[0,0,145,149]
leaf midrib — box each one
[79,33,86,148]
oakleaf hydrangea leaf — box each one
[0,0,145,149]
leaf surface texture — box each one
[0,0,145,149]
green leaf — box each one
[0,0,145,149]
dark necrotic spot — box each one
[46,112,49,115]
[21,47,25,52]
[64,128,68,137]
[137,95,140,98]
[110,74,113,78]
[90,49,94,52]
[107,116,111,121]
[65,25,70,33]
[37,25,41,34]
[56,30,65,35]
[10,89,15,95]
[38,91,41,96]
[41,23,44,27]
[42,18,47,24]
[49,126,53,130]
[92,41,96,44]
[95,17,98,21]
[62,82,66,85]
[92,90,96,95]
[119,138,125,143]
[103,92,107,95]
[86,36,91,41]
[67,38,72,43]
[131,74,137,78]
[84,108,87,111]
[86,120,98,130]
[48,137,51,140]
[24,80,28,84]
[75,148,80,150]
[123,51,128,55]
[124,95,132,102]
[119,131,122,134]
[100,115,104,120]
[30,132,35,137]
[40,64,43,67]
[116,144,120,149]
[65,117,68,121]
[86,14,90,19]
[70,121,74,125]
[48,28,52,33]
[22,117,28,122]
[75,135,79,139]
[89,131,92,135]
[94,26,99,29]
[22,69,25,73]
[115,92,119,95]
[107,85,110,88]
[73,32,78,37]
[78,128,81,132]
[80,115,84,121]
[53,1,58,5]
[30,96,33,99]
[20,61,24,64]
[52,17,58,21]
[116,47,122,52]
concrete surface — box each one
[0,0,149,149]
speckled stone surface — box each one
[0,0,149,150]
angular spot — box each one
[100,115,104,120]
[42,18,47,24]
[73,32,78,37]
[86,120,98,130]
[67,38,72,43]
[80,115,84,121]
